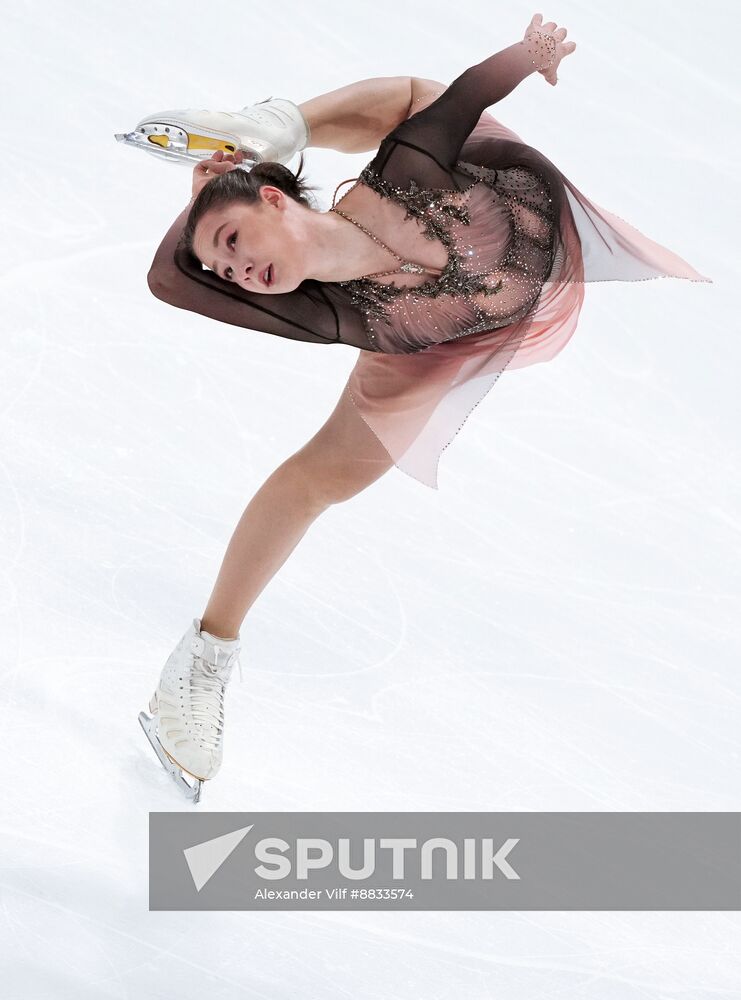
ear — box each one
[259,185,285,208]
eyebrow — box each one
[211,222,228,275]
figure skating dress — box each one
[147,50,711,489]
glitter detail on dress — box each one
[328,159,557,354]
[149,44,711,490]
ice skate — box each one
[138,617,242,803]
[115,96,310,167]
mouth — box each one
[260,263,273,287]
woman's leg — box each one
[297,76,449,153]
[297,76,412,154]
[199,387,393,639]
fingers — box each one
[193,149,245,203]
[528,14,577,79]
[208,149,244,164]
[201,157,239,175]
[530,14,571,42]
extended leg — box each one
[199,386,393,639]
[297,76,447,153]
[140,390,393,800]
[298,77,412,153]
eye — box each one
[224,231,237,280]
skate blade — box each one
[114,127,261,167]
[138,711,204,804]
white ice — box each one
[1,0,739,997]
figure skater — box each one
[136,14,711,801]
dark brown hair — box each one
[178,152,319,265]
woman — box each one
[138,15,711,801]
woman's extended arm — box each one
[372,15,575,187]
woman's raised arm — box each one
[374,14,576,186]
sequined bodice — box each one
[328,159,558,353]
[330,163,489,308]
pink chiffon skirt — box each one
[344,111,712,490]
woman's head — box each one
[179,154,319,294]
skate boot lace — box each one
[189,647,242,753]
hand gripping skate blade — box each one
[138,710,203,803]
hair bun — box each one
[249,152,317,208]
[250,161,298,196]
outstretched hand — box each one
[524,13,576,86]
[191,148,245,200]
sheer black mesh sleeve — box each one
[369,41,537,192]
[147,205,375,350]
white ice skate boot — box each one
[138,617,242,803]
[115,96,310,167]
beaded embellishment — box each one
[332,164,507,322]
[331,158,556,344]
[523,28,557,71]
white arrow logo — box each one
[183,824,254,892]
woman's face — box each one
[192,186,302,294]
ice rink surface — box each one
[1,0,739,996]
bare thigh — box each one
[290,384,394,504]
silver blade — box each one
[113,130,258,168]
[138,711,203,803]
[114,131,194,165]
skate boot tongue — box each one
[191,618,242,683]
